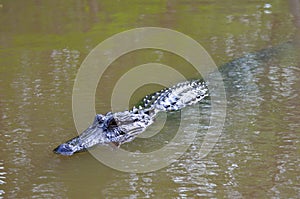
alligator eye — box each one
[108,118,118,127]
[133,118,139,122]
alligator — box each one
[54,41,294,156]
[54,80,208,155]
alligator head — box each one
[53,110,154,156]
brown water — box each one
[1,1,300,198]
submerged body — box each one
[54,80,208,155]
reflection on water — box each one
[1,0,300,198]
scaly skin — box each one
[53,80,208,155]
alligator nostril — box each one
[53,144,75,156]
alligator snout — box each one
[53,142,78,156]
[53,114,109,156]
[53,143,75,156]
[53,135,85,156]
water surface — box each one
[1,1,300,198]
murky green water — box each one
[1,1,300,198]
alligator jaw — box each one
[53,117,106,156]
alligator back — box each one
[136,80,208,112]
